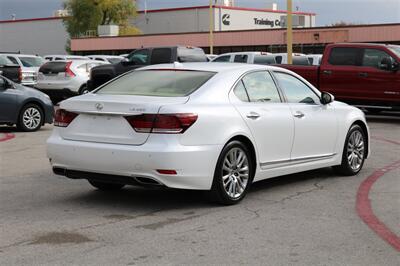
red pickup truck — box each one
[280,43,400,112]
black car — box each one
[88,46,208,91]
[0,75,54,132]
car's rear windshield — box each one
[19,56,44,67]
[96,70,215,97]
[39,62,67,74]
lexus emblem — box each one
[95,103,103,111]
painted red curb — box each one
[0,133,15,142]
[356,136,400,252]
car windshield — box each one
[96,70,215,97]
[19,56,45,67]
[388,46,400,59]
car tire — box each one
[17,103,44,132]
[88,180,125,191]
[333,124,367,176]
[208,140,254,205]
[78,85,90,95]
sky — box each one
[0,0,399,26]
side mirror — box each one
[320,92,334,105]
[379,57,398,71]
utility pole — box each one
[209,0,214,54]
[287,0,293,64]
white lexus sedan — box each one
[47,63,369,205]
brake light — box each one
[65,61,75,77]
[54,109,78,127]
[125,113,197,134]
[18,67,22,82]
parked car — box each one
[0,75,53,131]
[279,43,400,112]
[273,53,310,65]
[3,54,45,87]
[36,60,109,99]
[211,52,275,64]
[86,55,124,64]
[88,46,208,90]
[307,54,323,66]
[0,55,20,84]
[47,63,369,205]
[44,55,87,61]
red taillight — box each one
[18,67,22,82]
[125,113,197,134]
[156,169,177,175]
[54,109,78,127]
[65,61,75,77]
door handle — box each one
[323,70,332,75]
[358,72,368,77]
[246,112,260,119]
[293,111,305,118]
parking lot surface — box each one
[0,115,399,265]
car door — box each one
[273,71,338,160]
[319,47,362,101]
[357,48,400,105]
[230,71,294,167]
[0,77,17,122]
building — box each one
[70,23,400,55]
[134,5,316,35]
[0,4,316,55]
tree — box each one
[63,0,139,37]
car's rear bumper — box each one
[47,132,222,190]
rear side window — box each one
[212,55,231,62]
[177,47,207,62]
[254,55,276,65]
[39,62,67,74]
[233,81,249,102]
[151,48,172,64]
[242,71,281,103]
[275,56,283,64]
[7,56,19,65]
[0,55,15,65]
[96,70,215,97]
[234,55,248,63]
[328,47,360,66]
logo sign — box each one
[222,14,230,26]
[95,103,103,111]
[254,18,281,28]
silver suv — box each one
[3,54,45,87]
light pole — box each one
[287,0,293,64]
[209,0,214,54]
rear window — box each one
[39,62,67,74]
[328,47,360,66]
[254,55,276,65]
[151,48,172,64]
[96,70,215,97]
[234,55,248,63]
[177,47,207,62]
[19,56,44,67]
[293,57,311,65]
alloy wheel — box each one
[347,130,365,171]
[222,147,250,199]
[22,107,41,130]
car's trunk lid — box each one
[59,94,188,145]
